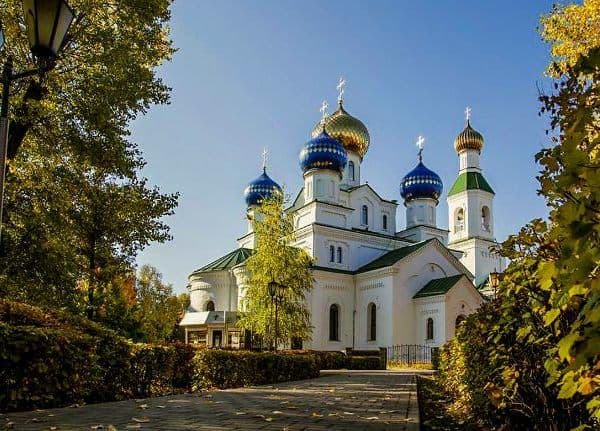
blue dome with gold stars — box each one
[299,128,347,175]
[400,161,443,202]
[244,169,282,208]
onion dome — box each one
[244,169,282,208]
[454,120,484,153]
[311,101,370,159]
[300,127,348,175]
[400,161,444,202]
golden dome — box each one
[311,102,370,159]
[454,120,484,153]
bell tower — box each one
[447,108,505,279]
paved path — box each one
[3,370,419,431]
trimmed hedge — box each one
[192,349,320,389]
[346,356,383,370]
[0,301,194,411]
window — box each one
[205,301,215,312]
[454,208,464,233]
[367,303,377,341]
[361,205,368,225]
[426,318,434,340]
[329,245,335,262]
[329,304,340,341]
[455,315,466,329]
[481,206,490,232]
[337,247,342,263]
[382,214,388,231]
[348,161,355,181]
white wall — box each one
[189,270,237,312]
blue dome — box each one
[400,162,443,202]
[299,129,347,174]
[244,169,282,208]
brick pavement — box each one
[3,370,419,431]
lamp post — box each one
[0,0,75,241]
[489,272,500,299]
[268,280,287,351]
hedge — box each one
[0,301,194,411]
[346,356,383,370]
[192,349,320,389]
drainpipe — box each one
[352,274,357,350]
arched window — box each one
[329,304,340,341]
[367,303,377,341]
[205,301,215,312]
[362,205,368,226]
[382,214,388,231]
[426,318,434,340]
[348,161,355,181]
[455,315,466,329]
[329,245,335,262]
[481,206,490,232]
[454,208,464,233]
[337,247,342,263]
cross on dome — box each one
[262,147,268,171]
[319,100,329,122]
[416,135,425,162]
[465,106,472,122]
[337,76,346,104]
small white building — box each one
[180,91,504,351]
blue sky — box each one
[133,0,554,291]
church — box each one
[180,80,505,351]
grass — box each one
[417,375,485,431]
[387,361,433,370]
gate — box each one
[387,344,435,364]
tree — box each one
[135,265,184,343]
[0,1,178,313]
[238,195,314,348]
[437,2,599,429]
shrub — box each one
[0,300,194,411]
[346,355,383,370]
[192,350,319,389]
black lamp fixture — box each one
[489,272,501,298]
[0,0,75,241]
[23,0,75,61]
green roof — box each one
[191,248,252,275]
[357,239,434,273]
[413,274,465,298]
[448,172,494,196]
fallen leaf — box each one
[265,417,274,422]
[90,426,103,430]
[108,426,117,431]
[234,412,246,415]
[131,417,150,423]
[156,405,166,409]
[365,416,379,420]
[138,404,148,410]
[125,425,141,430]
[311,412,323,418]
[343,412,354,415]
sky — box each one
[132,0,555,292]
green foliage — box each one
[0,300,194,411]
[134,265,185,343]
[0,0,178,316]
[346,356,383,370]
[238,195,314,347]
[435,4,600,430]
[191,349,319,390]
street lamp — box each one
[489,272,500,299]
[268,280,286,351]
[0,0,75,240]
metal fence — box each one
[387,344,435,364]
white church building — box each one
[180,83,505,351]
